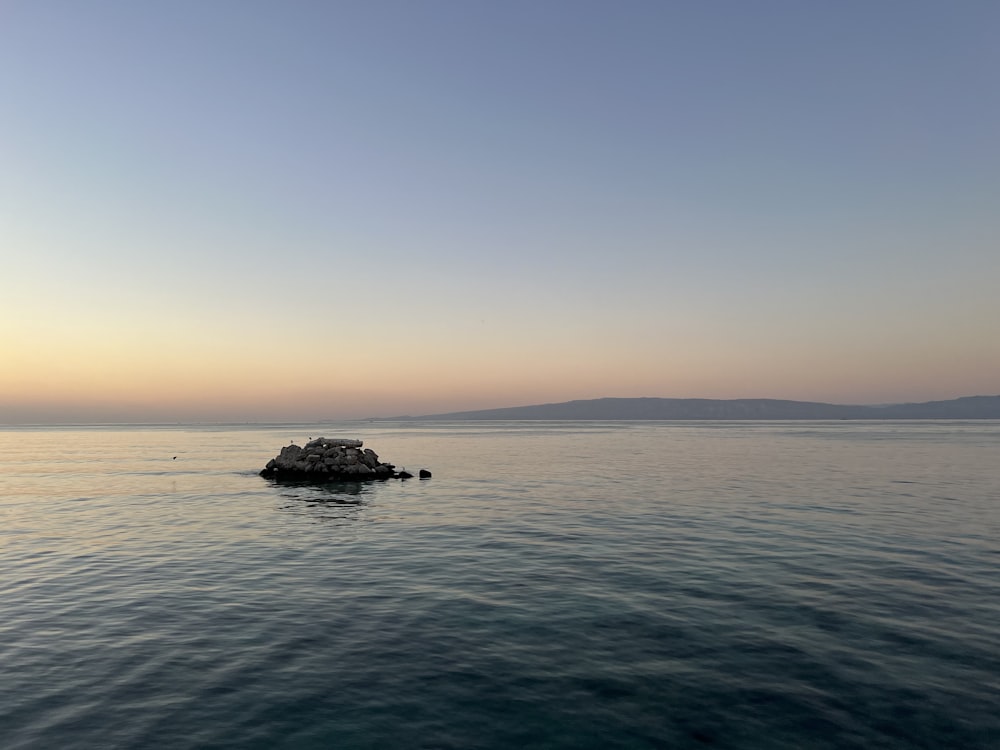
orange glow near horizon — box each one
[4,317,997,423]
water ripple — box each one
[1,422,999,749]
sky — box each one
[1,1,998,422]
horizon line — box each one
[4,393,997,427]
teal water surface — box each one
[2,421,999,749]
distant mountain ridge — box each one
[387,395,1000,421]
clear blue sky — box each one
[1,1,997,422]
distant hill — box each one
[385,395,1000,420]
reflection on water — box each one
[274,479,380,523]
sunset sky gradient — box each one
[2,1,998,422]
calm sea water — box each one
[1,421,998,749]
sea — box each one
[1,420,998,750]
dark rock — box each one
[397,471,414,479]
[259,437,411,482]
[419,469,432,479]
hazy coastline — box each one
[385,395,1000,421]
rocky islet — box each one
[259,437,428,481]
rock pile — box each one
[259,437,402,481]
